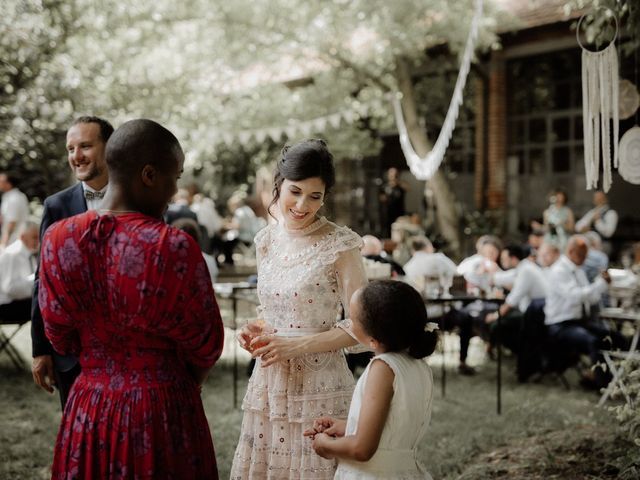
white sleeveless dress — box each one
[335,352,434,480]
[231,217,368,479]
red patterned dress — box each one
[38,211,224,480]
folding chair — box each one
[0,318,29,370]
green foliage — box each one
[567,0,640,57]
[607,356,640,450]
[0,0,77,199]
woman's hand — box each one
[311,433,335,459]
[303,417,346,439]
[251,335,301,367]
[237,320,267,352]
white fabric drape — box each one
[392,0,483,181]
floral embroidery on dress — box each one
[231,217,368,479]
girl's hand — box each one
[311,433,335,459]
[251,335,300,367]
[303,416,344,438]
[304,417,346,438]
[237,320,267,352]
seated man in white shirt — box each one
[0,172,30,250]
[458,235,505,293]
[406,236,476,375]
[537,241,561,269]
[403,235,456,286]
[544,235,617,389]
[0,221,39,320]
[486,244,548,353]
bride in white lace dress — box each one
[231,139,368,479]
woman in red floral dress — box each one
[38,119,224,479]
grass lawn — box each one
[1,340,638,479]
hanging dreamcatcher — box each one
[577,7,619,192]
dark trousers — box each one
[440,309,473,362]
[547,320,611,365]
[0,298,31,321]
[489,309,524,354]
[53,363,81,410]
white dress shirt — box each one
[0,188,29,245]
[404,251,456,319]
[0,239,36,305]
[457,254,502,293]
[404,251,457,281]
[504,258,548,312]
[82,182,108,211]
[575,205,618,239]
[544,255,608,325]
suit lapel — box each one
[70,183,88,214]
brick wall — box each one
[486,52,507,210]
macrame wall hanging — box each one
[578,8,619,192]
[617,6,640,185]
[392,0,483,181]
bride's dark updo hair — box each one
[268,139,335,218]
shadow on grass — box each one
[1,355,632,479]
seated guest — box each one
[361,234,405,277]
[164,188,198,225]
[403,235,456,287]
[403,236,477,375]
[485,244,548,353]
[172,217,219,284]
[457,236,504,347]
[0,221,39,319]
[457,235,504,294]
[218,193,265,266]
[544,235,617,389]
[537,241,561,269]
[527,229,545,248]
[582,231,609,283]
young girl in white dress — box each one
[304,280,438,480]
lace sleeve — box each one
[317,226,363,266]
[253,226,270,318]
[254,224,270,255]
[333,245,371,354]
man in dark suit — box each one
[31,116,114,409]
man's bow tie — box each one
[84,190,105,201]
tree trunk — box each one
[395,57,462,256]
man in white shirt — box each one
[403,235,457,283]
[537,241,561,269]
[0,172,30,249]
[544,235,614,388]
[575,190,618,254]
[0,222,39,319]
[457,235,504,294]
[486,244,548,352]
[404,236,476,375]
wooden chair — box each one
[0,317,29,370]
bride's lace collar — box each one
[279,216,328,237]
